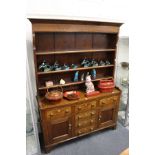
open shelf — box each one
[35,49,116,55]
[38,76,113,90]
[37,65,114,75]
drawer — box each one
[75,101,96,113]
[75,118,96,128]
[75,110,96,121]
[76,125,96,135]
[46,107,71,119]
[99,96,118,107]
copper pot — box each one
[45,87,63,101]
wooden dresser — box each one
[28,18,122,153]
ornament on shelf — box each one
[90,59,98,67]
[73,71,79,82]
[62,64,70,70]
[60,79,65,85]
[105,60,111,65]
[99,60,105,66]
[81,58,90,67]
[45,81,53,87]
[85,75,95,94]
[39,60,52,72]
[81,73,85,81]
[91,69,96,80]
[71,64,78,69]
[53,61,61,71]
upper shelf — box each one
[37,65,114,75]
[35,48,116,55]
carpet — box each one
[42,123,129,155]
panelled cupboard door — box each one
[98,96,118,128]
[47,116,72,144]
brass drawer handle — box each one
[91,112,95,115]
[78,115,82,119]
[65,109,70,113]
[91,104,95,107]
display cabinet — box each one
[28,18,122,153]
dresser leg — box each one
[44,146,52,153]
[112,125,117,130]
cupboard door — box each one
[47,116,72,144]
[98,97,117,128]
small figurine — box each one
[45,81,53,87]
[105,60,111,65]
[81,58,90,67]
[81,73,85,81]
[71,64,78,69]
[99,60,105,66]
[86,72,90,78]
[39,60,48,71]
[62,64,70,70]
[60,79,65,85]
[53,61,61,71]
[90,59,98,67]
[91,69,96,80]
[85,75,95,94]
[73,71,79,82]
[44,65,52,72]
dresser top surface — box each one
[38,88,121,110]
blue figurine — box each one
[105,60,111,65]
[73,71,79,82]
[71,64,78,69]
[53,61,61,71]
[99,60,105,66]
[62,64,70,70]
[91,69,96,80]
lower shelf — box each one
[38,76,113,90]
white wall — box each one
[26,0,129,37]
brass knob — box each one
[90,127,93,131]
[57,109,61,112]
[90,120,94,123]
[78,123,81,127]
[91,112,95,115]
[69,124,72,130]
[78,131,81,134]
[78,115,82,119]
[78,107,81,110]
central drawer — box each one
[75,117,96,128]
[75,125,96,136]
[75,110,96,121]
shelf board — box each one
[37,65,114,75]
[38,76,113,90]
[35,49,116,55]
